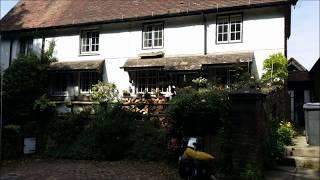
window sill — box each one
[142,47,164,50]
[216,41,243,45]
[79,53,100,56]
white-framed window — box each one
[19,38,33,55]
[217,14,242,43]
[50,72,69,96]
[80,30,99,54]
[142,23,164,49]
[80,72,100,93]
[133,70,169,93]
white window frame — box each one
[142,23,164,49]
[79,71,100,94]
[216,14,243,44]
[133,70,169,94]
[80,30,100,55]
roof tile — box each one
[1,0,294,32]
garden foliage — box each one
[268,120,295,161]
[2,41,56,124]
[167,87,230,136]
[45,104,167,161]
[261,53,288,85]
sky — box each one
[0,0,319,70]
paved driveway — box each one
[0,159,181,180]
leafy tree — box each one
[261,53,288,85]
[2,41,56,124]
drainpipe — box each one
[203,13,207,55]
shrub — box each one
[1,125,23,159]
[2,41,56,124]
[45,104,140,160]
[91,81,119,103]
[45,111,92,158]
[92,104,137,160]
[128,120,167,161]
[167,87,229,136]
[239,164,261,180]
[268,120,295,161]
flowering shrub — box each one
[268,120,296,161]
[91,81,119,103]
[192,77,208,88]
[277,121,295,145]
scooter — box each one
[178,137,216,180]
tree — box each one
[261,53,288,85]
[2,41,56,124]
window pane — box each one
[223,34,228,41]
[158,39,163,46]
[154,39,159,46]
[154,31,159,38]
[224,25,228,33]
[218,26,222,33]
[236,24,241,31]
[231,33,235,40]
[236,32,241,40]
[218,34,222,42]
[231,24,235,32]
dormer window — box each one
[80,30,99,54]
[216,14,242,43]
[142,23,164,49]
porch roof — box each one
[122,52,254,71]
[48,60,104,72]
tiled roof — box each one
[1,0,296,32]
[122,52,254,71]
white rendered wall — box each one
[2,6,286,90]
[0,40,10,71]
[207,7,285,78]
[0,39,19,71]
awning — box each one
[122,52,254,71]
[49,60,104,72]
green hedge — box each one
[166,87,230,136]
[44,104,167,161]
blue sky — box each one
[1,0,319,70]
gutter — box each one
[0,1,297,34]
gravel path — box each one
[0,159,181,180]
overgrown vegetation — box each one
[2,41,56,124]
[44,104,167,161]
[268,120,296,161]
[167,86,230,136]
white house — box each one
[0,0,297,101]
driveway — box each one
[0,159,181,180]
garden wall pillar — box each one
[228,92,267,177]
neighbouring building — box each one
[1,0,297,109]
[310,58,320,102]
[288,58,311,126]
